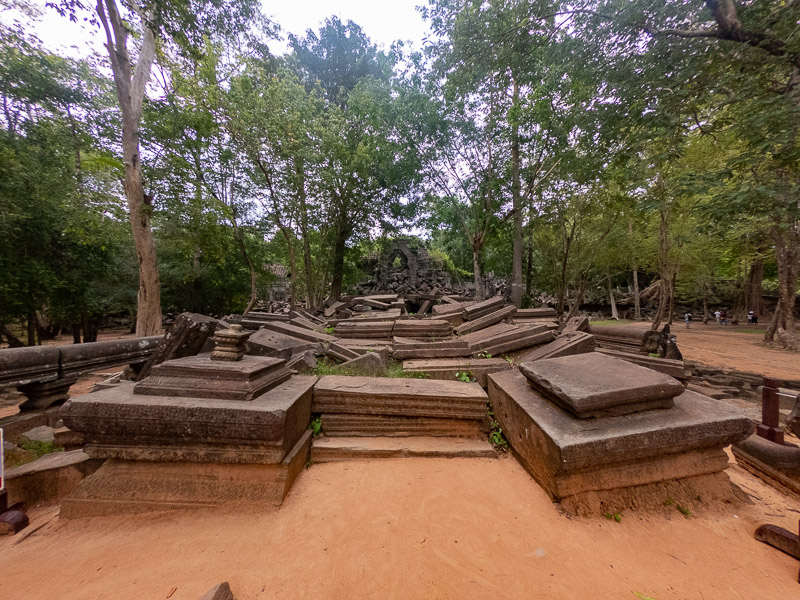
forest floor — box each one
[2,455,800,600]
[593,319,799,381]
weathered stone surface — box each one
[787,394,800,438]
[20,425,55,444]
[432,302,469,316]
[515,307,556,319]
[402,357,512,387]
[519,353,685,418]
[392,339,471,360]
[0,511,29,535]
[588,324,646,354]
[60,431,313,518]
[17,375,78,411]
[312,376,487,420]
[199,582,234,600]
[324,301,345,318]
[286,350,317,373]
[260,321,336,344]
[326,342,361,362]
[0,345,60,386]
[338,352,387,376]
[4,449,103,506]
[518,331,595,362]
[320,414,485,437]
[334,321,394,339]
[53,426,85,449]
[134,355,291,401]
[392,319,452,339]
[488,369,752,500]
[210,324,250,362]
[0,407,61,443]
[290,316,324,332]
[60,336,163,376]
[459,323,553,356]
[733,437,800,497]
[462,296,504,320]
[562,316,589,333]
[454,305,516,335]
[62,376,316,464]
[596,348,688,381]
[311,436,497,462]
[245,329,316,360]
[137,313,217,381]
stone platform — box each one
[312,376,487,419]
[487,369,752,504]
[63,376,316,464]
[60,431,312,518]
[311,436,496,462]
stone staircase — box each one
[310,375,496,462]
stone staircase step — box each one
[311,436,497,462]
[312,375,488,419]
[321,413,487,437]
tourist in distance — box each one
[714,309,721,325]
[684,311,692,329]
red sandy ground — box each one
[2,323,799,599]
[607,320,799,381]
[1,456,799,600]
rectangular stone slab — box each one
[402,357,512,387]
[487,369,753,499]
[476,330,554,357]
[246,329,316,360]
[133,355,291,401]
[519,331,595,362]
[519,353,684,418]
[516,307,556,318]
[312,375,487,419]
[260,321,336,343]
[454,305,517,335]
[334,321,394,338]
[321,414,484,437]
[392,339,471,360]
[462,296,504,320]
[596,348,687,380]
[392,319,451,338]
[62,376,315,464]
[458,323,519,347]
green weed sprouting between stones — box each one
[455,371,474,383]
[20,440,63,459]
[604,512,622,522]
[676,504,691,517]
[324,326,335,334]
[310,358,429,379]
[309,417,323,436]
[489,421,508,451]
[477,350,492,359]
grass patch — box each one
[310,357,430,379]
[591,319,635,326]
[20,439,63,458]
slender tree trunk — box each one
[667,271,677,325]
[279,227,298,309]
[703,292,710,324]
[330,221,348,300]
[510,78,523,308]
[295,160,315,309]
[232,225,257,315]
[632,266,641,320]
[72,324,82,344]
[472,245,484,301]
[27,312,36,346]
[98,0,161,336]
[747,257,765,316]
[524,240,533,300]
[607,272,619,320]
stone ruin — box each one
[355,239,452,296]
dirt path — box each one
[2,457,799,600]
[603,320,800,381]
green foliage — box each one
[604,512,622,523]
[455,371,474,383]
[20,439,64,459]
[308,417,323,437]
[489,420,508,451]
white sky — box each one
[2,0,431,58]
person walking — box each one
[684,311,693,329]
[714,309,721,325]
[720,309,728,326]
[747,310,754,325]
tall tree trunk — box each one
[765,211,800,343]
[472,244,484,301]
[295,159,315,309]
[98,0,161,336]
[747,257,765,316]
[632,266,642,320]
[330,221,348,300]
[27,311,37,346]
[279,227,298,309]
[510,78,523,308]
[667,271,677,325]
[232,225,257,316]
[72,324,82,344]
[607,272,619,320]
[524,240,533,300]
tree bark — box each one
[330,221,349,300]
[632,266,641,320]
[97,0,161,336]
[510,78,523,308]
[295,158,315,309]
[747,257,765,316]
[472,243,484,301]
[608,272,619,320]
